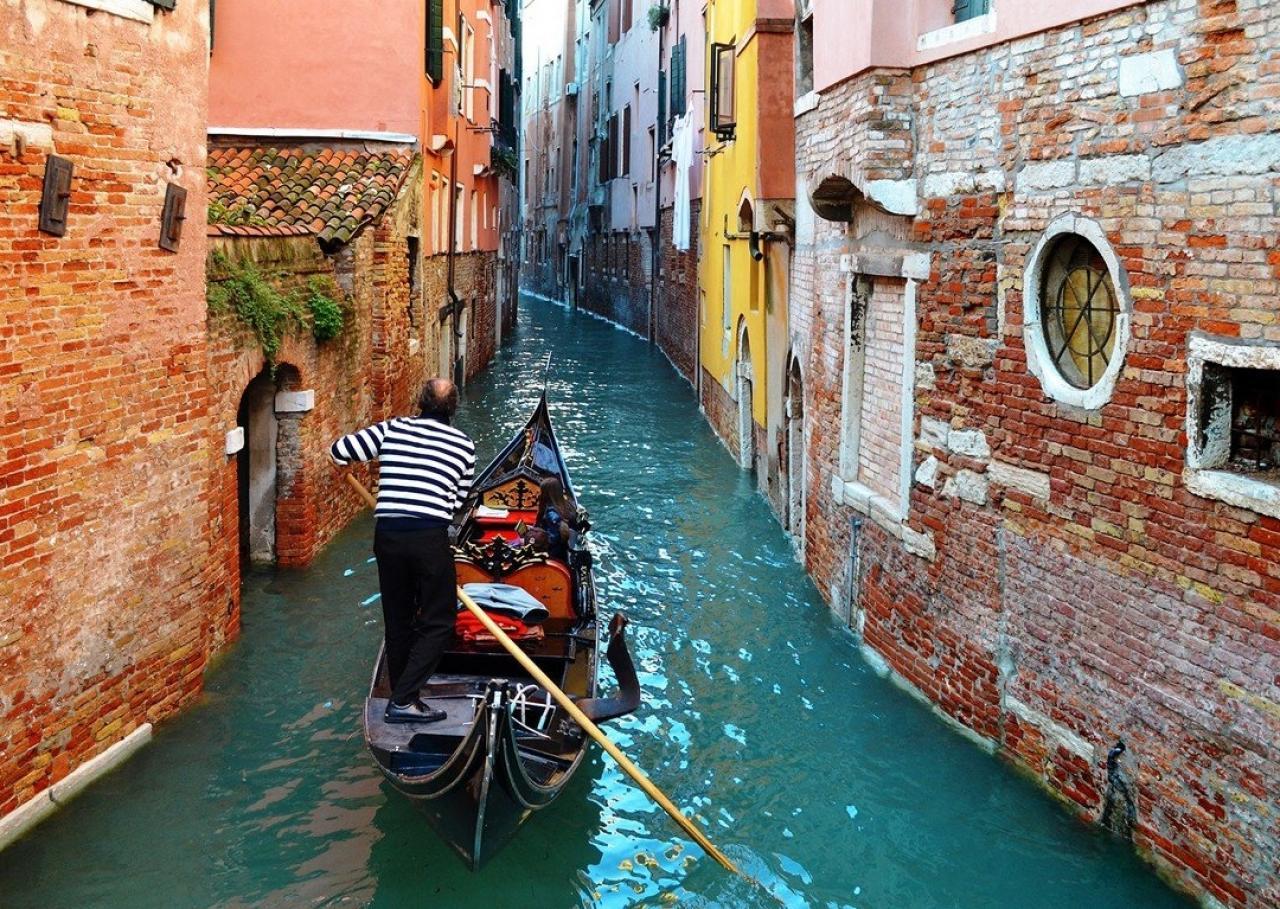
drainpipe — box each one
[447,107,463,387]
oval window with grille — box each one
[1041,235,1119,389]
[1023,215,1131,409]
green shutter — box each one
[671,37,686,118]
[147,0,176,9]
[426,0,444,82]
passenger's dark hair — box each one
[537,475,576,522]
[418,378,458,420]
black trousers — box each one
[373,525,456,706]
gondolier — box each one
[331,378,476,725]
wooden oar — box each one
[342,473,743,876]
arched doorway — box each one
[237,370,278,565]
[235,365,303,567]
[785,356,806,549]
[736,320,754,472]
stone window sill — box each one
[60,0,154,23]
[917,10,995,53]
[1185,468,1280,520]
[794,91,819,118]
[830,476,936,560]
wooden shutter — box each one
[621,105,631,177]
[671,37,686,117]
[953,0,989,22]
[147,0,176,9]
[426,0,444,83]
[607,0,621,44]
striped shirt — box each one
[330,417,476,524]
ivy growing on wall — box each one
[207,252,348,362]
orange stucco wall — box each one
[209,0,423,137]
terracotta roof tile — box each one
[206,146,414,243]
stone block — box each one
[947,334,998,369]
[1117,49,1183,97]
[988,460,1051,500]
[1018,160,1076,191]
[948,428,990,460]
[275,389,315,413]
[915,455,940,489]
[224,427,245,456]
[942,469,989,505]
[920,416,950,450]
[1078,154,1151,185]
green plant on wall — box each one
[307,276,345,342]
[207,252,348,362]
[647,3,669,31]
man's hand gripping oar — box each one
[342,472,747,879]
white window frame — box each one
[1184,332,1280,519]
[1022,213,1132,410]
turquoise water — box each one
[0,297,1190,908]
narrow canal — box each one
[0,297,1190,908]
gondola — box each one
[362,391,641,870]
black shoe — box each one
[384,699,447,724]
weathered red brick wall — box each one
[0,0,212,817]
[456,250,498,381]
[793,2,1279,905]
[655,203,700,384]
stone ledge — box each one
[1118,48,1184,98]
[0,724,153,853]
[989,460,1051,501]
[58,0,154,23]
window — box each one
[953,0,991,24]
[621,104,631,177]
[461,18,476,120]
[607,0,621,43]
[709,42,736,141]
[470,189,478,250]
[721,245,732,338]
[622,0,632,33]
[670,36,687,118]
[407,236,420,326]
[1023,215,1131,409]
[426,0,444,83]
[647,126,656,181]
[455,185,465,250]
[1040,235,1120,390]
[1186,334,1280,518]
[796,12,814,96]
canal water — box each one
[0,297,1190,908]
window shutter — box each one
[671,38,686,117]
[657,70,667,147]
[608,0,621,44]
[621,105,631,177]
[147,0,176,9]
[426,0,444,83]
[953,0,988,22]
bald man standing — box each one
[331,379,476,724]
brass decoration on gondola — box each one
[481,475,541,510]
[453,536,544,578]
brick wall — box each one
[655,202,701,384]
[793,2,1280,905]
[0,0,213,818]
[857,279,906,503]
[581,229,652,337]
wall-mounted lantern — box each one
[38,155,73,237]
[159,182,187,252]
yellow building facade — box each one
[698,0,795,491]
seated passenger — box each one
[526,476,575,562]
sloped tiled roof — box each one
[207,146,414,244]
